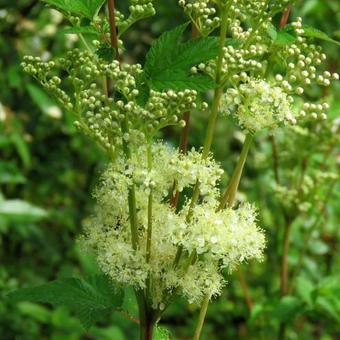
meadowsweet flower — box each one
[221,78,294,132]
[181,201,265,270]
[80,141,265,306]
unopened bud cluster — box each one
[21,49,198,154]
[116,0,156,35]
[178,0,220,36]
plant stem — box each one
[191,6,229,339]
[170,25,200,209]
[106,4,147,337]
[269,134,280,184]
[279,4,292,29]
[277,6,293,339]
[187,5,229,214]
[107,0,120,59]
[280,220,292,296]
[121,120,139,249]
[201,7,228,159]
[140,313,155,340]
[193,295,210,340]
[146,143,153,263]
[219,133,253,209]
[238,267,253,310]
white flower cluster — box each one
[80,142,265,306]
[221,78,294,132]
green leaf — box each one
[274,31,296,45]
[273,296,303,322]
[315,297,340,323]
[154,326,171,340]
[296,276,314,306]
[0,199,48,222]
[144,24,219,91]
[301,25,340,46]
[96,45,116,62]
[7,275,124,329]
[17,302,51,323]
[42,0,106,19]
[90,325,126,340]
[121,287,138,319]
[61,26,98,35]
[267,23,278,40]
[26,83,61,119]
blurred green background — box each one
[0,0,339,339]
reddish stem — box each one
[279,4,292,29]
[107,0,120,59]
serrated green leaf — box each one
[301,25,340,46]
[151,74,215,91]
[42,0,106,19]
[144,23,188,74]
[144,24,218,91]
[0,199,48,222]
[8,275,124,329]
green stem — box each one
[219,133,253,210]
[201,7,229,159]
[79,33,93,52]
[193,295,210,340]
[173,179,200,268]
[121,119,139,250]
[280,220,292,296]
[146,143,153,263]
[191,6,229,339]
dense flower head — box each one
[220,78,295,132]
[80,142,265,306]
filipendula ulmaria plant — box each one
[9,0,339,339]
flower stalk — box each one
[219,133,253,209]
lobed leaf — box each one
[301,25,340,46]
[8,275,124,329]
[144,24,219,91]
